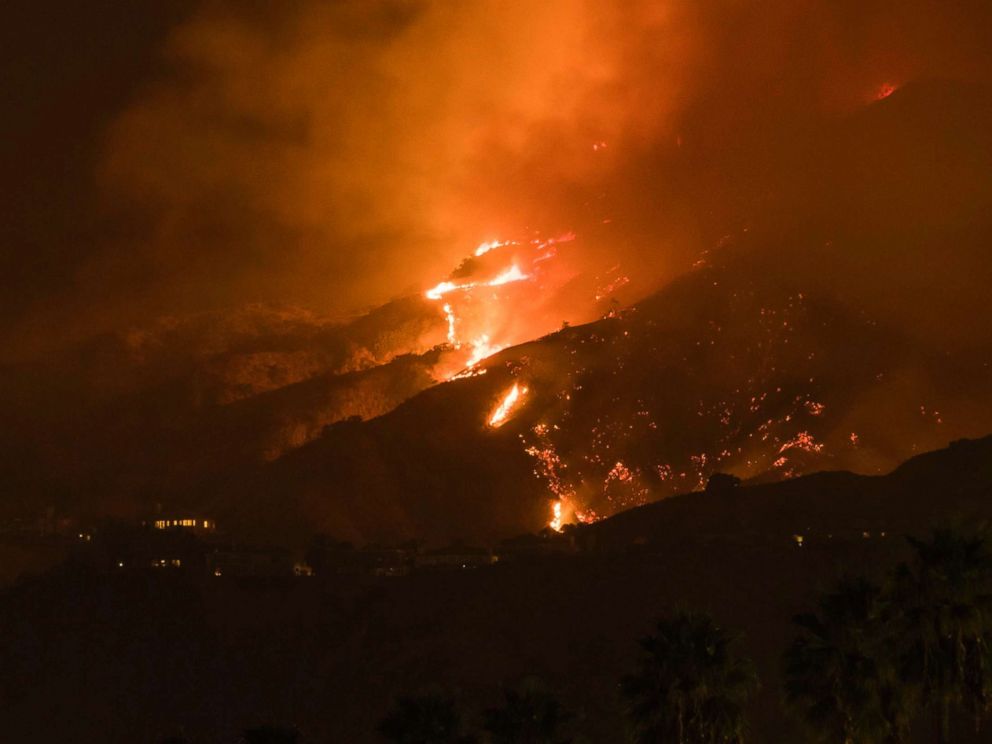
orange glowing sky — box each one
[5,0,992,363]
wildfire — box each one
[424,263,530,301]
[550,500,564,532]
[474,239,511,257]
[424,232,577,379]
[875,82,898,101]
[442,303,457,344]
[488,264,529,286]
[466,335,503,368]
[488,382,528,428]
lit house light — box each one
[153,517,215,531]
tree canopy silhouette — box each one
[378,693,475,744]
[621,609,758,744]
[483,678,572,744]
[784,576,910,743]
[889,529,992,743]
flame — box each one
[549,500,564,532]
[425,280,466,301]
[466,335,504,368]
[442,303,457,344]
[474,239,512,257]
[875,82,898,100]
[488,264,530,287]
[488,382,528,427]
[425,264,529,301]
[425,233,576,379]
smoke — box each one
[1,0,991,535]
[90,1,681,323]
[1,0,988,358]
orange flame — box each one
[488,382,527,427]
[474,239,513,257]
[442,302,457,344]
[426,233,577,379]
[424,263,530,301]
[467,336,498,368]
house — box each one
[149,516,217,533]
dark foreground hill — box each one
[3,435,992,743]
[585,433,992,551]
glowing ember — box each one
[777,430,824,454]
[450,367,487,380]
[488,382,528,428]
[875,82,898,100]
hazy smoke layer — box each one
[6,0,990,356]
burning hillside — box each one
[4,1,992,547]
[220,236,992,545]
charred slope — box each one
[0,298,447,519]
[226,252,992,546]
[220,80,992,546]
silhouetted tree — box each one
[242,724,300,744]
[483,678,572,744]
[621,609,758,743]
[378,693,475,744]
[784,577,910,743]
[888,529,992,743]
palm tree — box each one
[783,576,910,743]
[620,609,758,743]
[378,693,475,744]
[888,529,992,743]
[483,678,572,744]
